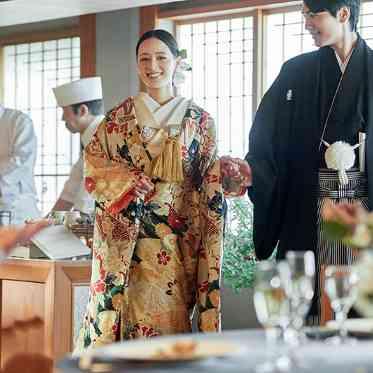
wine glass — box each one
[324,265,359,344]
[280,251,315,343]
[253,261,290,372]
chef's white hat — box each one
[53,77,103,107]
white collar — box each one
[81,115,105,147]
[335,52,345,73]
[135,92,190,129]
[334,48,354,74]
[138,92,160,112]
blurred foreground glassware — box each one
[325,265,359,344]
[279,251,315,344]
[253,261,289,372]
[0,210,12,226]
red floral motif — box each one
[93,280,106,293]
[204,173,219,184]
[99,267,106,280]
[144,189,156,203]
[106,121,120,134]
[198,248,207,260]
[199,112,209,130]
[107,188,136,215]
[106,100,135,128]
[95,253,103,261]
[157,250,171,265]
[132,323,160,338]
[121,122,129,139]
[86,136,108,159]
[203,138,216,157]
[112,323,119,335]
[122,99,134,115]
[181,144,188,158]
[185,232,198,254]
[165,203,187,232]
[114,107,126,122]
[95,253,105,278]
[85,177,96,193]
[198,280,209,293]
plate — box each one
[326,318,373,338]
[98,339,243,363]
[305,326,337,340]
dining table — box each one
[57,329,373,372]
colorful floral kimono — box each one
[75,93,226,352]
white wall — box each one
[222,285,259,330]
[96,8,139,111]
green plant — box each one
[223,197,257,292]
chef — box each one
[0,105,40,224]
[51,77,105,215]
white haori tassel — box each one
[323,140,360,186]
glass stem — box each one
[336,310,348,341]
[265,327,279,362]
[265,327,279,348]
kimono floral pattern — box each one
[75,97,226,353]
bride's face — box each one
[137,37,177,90]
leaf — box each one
[84,334,92,348]
[322,221,352,241]
[110,285,124,297]
[93,321,102,336]
[208,280,220,291]
[104,297,113,311]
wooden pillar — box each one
[79,14,96,77]
[0,47,4,104]
[252,9,263,115]
[140,5,159,36]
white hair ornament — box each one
[173,49,192,87]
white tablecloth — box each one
[58,329,373,372]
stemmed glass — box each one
[324,265,359,344]
[253,261,290,372]
[278,251,315,344]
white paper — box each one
[31,225,90,259]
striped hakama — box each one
[312,168,368,324]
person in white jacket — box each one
[0,105,40,224]
[51,77,105,215]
